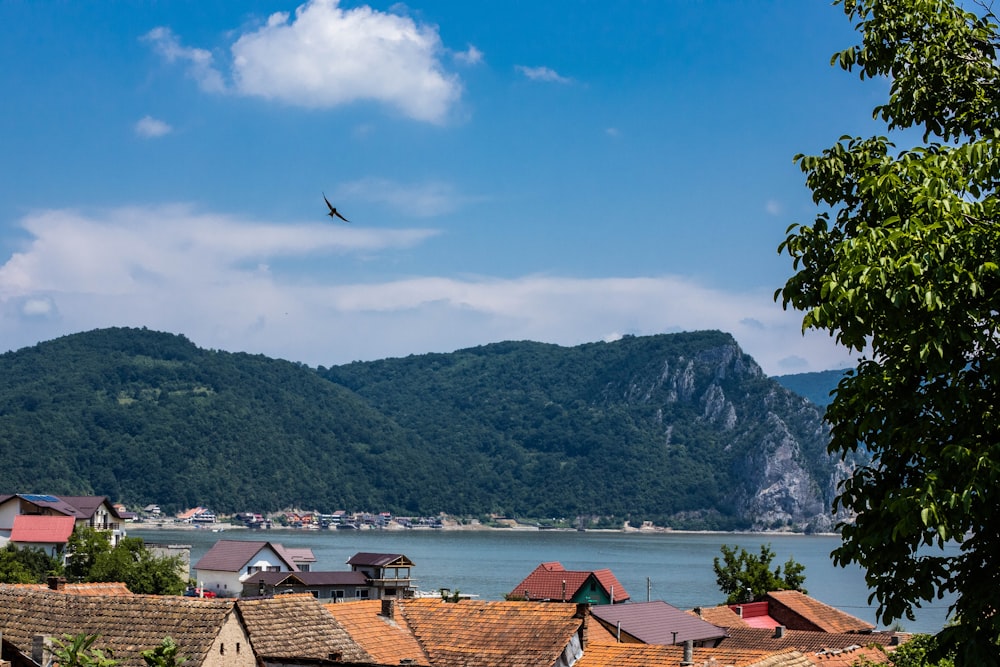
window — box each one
[306,590,319,598]
[247,566,261,576]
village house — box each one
[0,494,126,559]
[508,561,630,604]
[346,553,415,600]
[192,540,314,597]
[0,586,372,667]
[241,570,373,600]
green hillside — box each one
[1,328,838,530]
[773,369,851,408]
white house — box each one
[193,539,314,597]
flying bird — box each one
[323,193,350,222]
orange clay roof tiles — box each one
[575,643,815,667]
[765,590,876,633]
[6,581,134,596]
[398,598,584,667]
[324,599,430,666]
[720,626,903,653]
[691,604,752,628]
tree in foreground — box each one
[712,544,806,604]
[777,0,1000,662]
[0,543,63,583]
[66,528,186,595]
[50,634,118,667]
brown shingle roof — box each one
[575,643,814,667]
[346,552,414,567]
[193,539,299,572]
[236,593,371,663]
[0,586,233,666]
[325,599,431,666]
[720,626,903,653]
[765,590,875,633]
[399,598,584,667]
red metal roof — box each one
[10,515,75,543]
[509,562,630,603]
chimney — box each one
[46,576,66,591]
[32,636,53,665]
[734,605,743,617]
[774,625,785,639]
[680,639,693,666]
[693,606,702,618]
[381,598,395,619]
[574,603,590,650]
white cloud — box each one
[516,65,572,84]
[134,115,173,138]
[454,44,483,65]
[765,199,784,216]
[142,27,226,93]
[0,204,856,375]
[229,0,461,123]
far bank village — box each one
[0,493,915,666]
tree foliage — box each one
[64,528,185,595]
[712,544,806,604]
[0,543,62,583]
[141,637,188,667]
[50,634,118,667]
[777,0,1000,662]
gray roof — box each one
[193,539,299,572]
[347,552,414,567]
[590,600,728,645]
[243,570,370,587]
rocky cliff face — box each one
[609,336,839,531]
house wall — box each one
[197,569,244,597]
[0,499,19,532]
[198,546,296,596]
[571,578,610,605]
[202,612,256,667]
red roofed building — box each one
[9,515,76,558]
[509,562,630,604]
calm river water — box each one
[130,527,954,635]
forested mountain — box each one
[1,328,843,531]
[773,369,850,408]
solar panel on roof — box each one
[21,494,60,503]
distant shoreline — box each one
[126,519,838,537]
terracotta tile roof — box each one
[5,582,134,596]
[591,600,727,645]
[765,590,876,633]
[691,604,751,628]
[399,598,585,667]
[509,561,630,603]
[324,599,431,666]
[193,539,299,573]
[0,586,234,666]
[811,644,893,666]
[346,552,414,567]
[575,642,814,667]
[236,594,372,663]
[720,626,903,653]
[9,514,75,543]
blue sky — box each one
[0,0,884,375]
